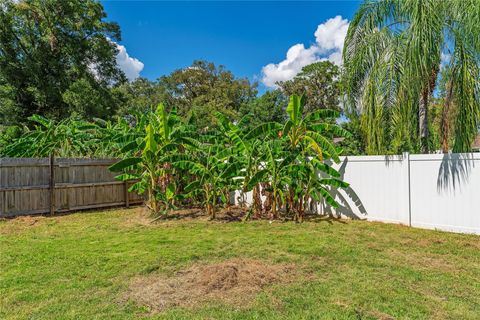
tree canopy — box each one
[114,78,166,116]
[238,89,288,130]
[157,60,257,128]
[278,61,341,114]
[0,0,125,125]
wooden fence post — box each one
[49,153,55,215]
[124,180,129,208]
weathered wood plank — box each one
[0,157,143,217]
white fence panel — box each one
[328,155,410,225]
[409,153,480,234]
[232,152,480,235]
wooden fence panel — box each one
[0,158,143,217]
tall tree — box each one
[114,78,166,115]
[0,0,125,125]
[344,0,480,154]
[238,89,287,130]
[158,60,257,128]
[278,61,341,114]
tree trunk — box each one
[419,68,439,154]
[419,87,429,153]
[261,182,272,213]
[297,196,304,223]
[211,201,216,219]
[271,191,277,220]
[252,184,262,219]
[206,187,215,220]
[441,80,454,153]
[206,203,214,219]
[148,185,158,214]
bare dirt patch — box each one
[118,207,155,227]
[122,259,301,312]
[0,215,54,235]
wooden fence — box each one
[0,157,143,217]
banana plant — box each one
[88,113,147,158]
[109,104,194,216]
[241,94,352,221]
[279,95,351,220]
[242,141,291,219]
[283,95,350,162]
[3,115,96,157]
[215,112,278,217]
[169,144,240,219]
[6,95,351,222]
[286,158,349,222]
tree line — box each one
[1,0,479,155]
[0,1,343,147]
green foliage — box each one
[238,90,288,130]
[278,61,341,114]
[337,119,366,156]
[283,96,349,162]
[171,148,240,219]
[158,60,258,128]
[3,93,349,222]
[0,125,23,149]
[0,0,125,125]
[114,78,166,115]
[344,0,480,154]
[109,104,194,216]
[1,115,98,157]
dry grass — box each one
[122,259,300,313]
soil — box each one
[122,258,300,312]
[166,206,248,222]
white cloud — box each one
[314,15,349,52]
[115,43,144,81]
[261,44,318,87]
[327,51,343,66]
[261,16,349,88]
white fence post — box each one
[403,152,412,227]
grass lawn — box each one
[1,207,479,319]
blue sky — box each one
[102,1,360,91]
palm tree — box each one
[344,0,480,153]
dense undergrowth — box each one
[3,95,350,222]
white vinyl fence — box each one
[235,153,480,235]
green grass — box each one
[1,207,479,319]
